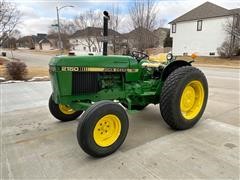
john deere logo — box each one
[103,68,127,72]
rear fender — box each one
[161,60,192,81]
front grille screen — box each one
[72,72,100,95]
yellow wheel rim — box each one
[93,114,121,147]
[180,80,204,120]
[59,104,76,115]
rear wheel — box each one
[77,100,129,157]
[49,94,83,122]
[160,66,208,130]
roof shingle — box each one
[169,2,237,24]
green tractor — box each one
[48,11,208,157]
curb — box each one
[0,56,11,61]
[194,64,240,69]
[0,76,50,84]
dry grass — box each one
[0,57,49,80]
[177,56,240,68]
[17,49,69,56]
[0,65,49,80]
[26,67,49,78]
[149,54,240,68]
[0,57,8,78]
[0,57,8,65]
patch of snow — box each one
[0,77,6,82]
[2,80,25,84]
[28,76,49,82]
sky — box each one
[7,0,240,36]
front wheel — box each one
[77,100,129,157]
[49,94,83,122]
[160,66,208,130]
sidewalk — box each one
[195,63,240,69]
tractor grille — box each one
[72,72,100,95]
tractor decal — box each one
[60,66,139,73]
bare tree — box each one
[128,0,159,50]
[0,0,21,46]
[109,4,122,54]
[11,29,21,39]
[218,15,240,57]
[74,10,102,52]
[227,15,240,56]
[2,29,21,50]
[225,16,240,40]
[129,0,158,30]
[48,20,76,49]
[75,10,102,29]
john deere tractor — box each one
[48,11,208,157]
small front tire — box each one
[77,100,129,157]
[49,94,83,122]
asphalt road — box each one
[1,68,239,178]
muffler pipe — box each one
[103,11,110,56]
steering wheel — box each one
[131,51,149,61]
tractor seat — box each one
[148,53,168,62]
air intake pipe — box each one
[103,11,110,56]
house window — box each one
[172,24,176,33]
[83,47,86,51]
[197,20,202,31]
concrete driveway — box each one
[1,67,239,179]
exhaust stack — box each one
[103,11,110,56]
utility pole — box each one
[56,7,62,52]
[56,5,74,54]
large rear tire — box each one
[49,94,83,122]
[160,66,208,130]
[77,100,129,157]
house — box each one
[70,27,123,54]
[47,33,70,50]
[70,26,170,54]
[122,27,171,54]
[17,36,35,49]
[38,39,52,50]
[17,33,52,50]
[169,2,240,56]
[123,27,159,51]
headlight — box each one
[166,53,173,60]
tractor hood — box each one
[49,55,134,69]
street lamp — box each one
[56,5,74,52]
